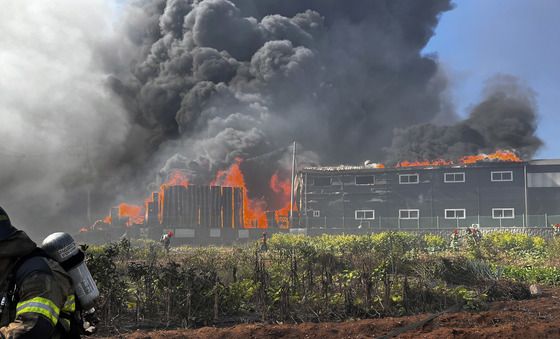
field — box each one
[100,289,560,338]
[87,231,560,338]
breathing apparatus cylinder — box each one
[41,232,99,310]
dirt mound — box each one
[96,288,560,339]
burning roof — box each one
[303,150,524,173]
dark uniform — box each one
[0,207,77,339]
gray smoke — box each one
[0,0,148,238]
[108,0,456,204]
[386,75,542,163]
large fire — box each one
[98,169,191,227]
[101,203,144,226]
[118,203,144,226]
[396,150,522,168]
[92,150,519,231]
[213,158,266,227]
[211,158,292,228]
[270,171,294,217]
[460,150,522,164]
[95,157,293,230]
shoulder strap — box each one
[11,248,53,288]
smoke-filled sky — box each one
[424,0,560,159]
[0,0,556,235]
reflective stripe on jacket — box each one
[1,258,75,338]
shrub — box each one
[83,231,558,333]
[423,234,447,253]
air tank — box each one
[42,232,99,310]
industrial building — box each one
[78,158,560,245]
[295,159,560,230]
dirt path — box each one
[98,288,560,339]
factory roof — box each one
[528,159,560,166]
[300,159,560,174]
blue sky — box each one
[424,0,560,159]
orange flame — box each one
[395,150,522,168]
[99,202,145,228]
[118,203,144,226]
[459,150,522,164]
[270,171,294,218]
[163,169,190,187]
[212,158,267,228]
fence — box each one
[76,214,560,245]
[297,214,560,231]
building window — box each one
[445,209,466,219]
[312,210,321,218]
[444,172,465,183]
[399,174,419,184]
[528,172,560,188]
[492,208,515,219]
[399,209,419,220]
[313,177,332,186]
[355,210,375,220]
[355,175,375,185]
[491,171,513,182]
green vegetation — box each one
[85,231,560,330]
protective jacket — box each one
[0,230,78,339]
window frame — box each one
[355,210,375,220]
[492,208,515,219]
[444,208,466,220]
[355,175,375,185]
[444,172,466,183]
[491,171,513,182]
[399,209,420,220]
[399,173,420,184]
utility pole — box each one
[84,142,94,225]
[290,141,297,227]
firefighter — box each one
[467,224,482,243]
[450,229,460,251]
[160,231,173,252]
[0,206,79,339]
[552,223,560,237]
[260,232,268,252]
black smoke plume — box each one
[107,0,455,202]
[386,75,542,163]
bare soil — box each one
[97,288,560,339]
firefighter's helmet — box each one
[0,206,17,241]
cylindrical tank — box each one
[41,232,99,310]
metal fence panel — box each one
[300,214,560,230]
